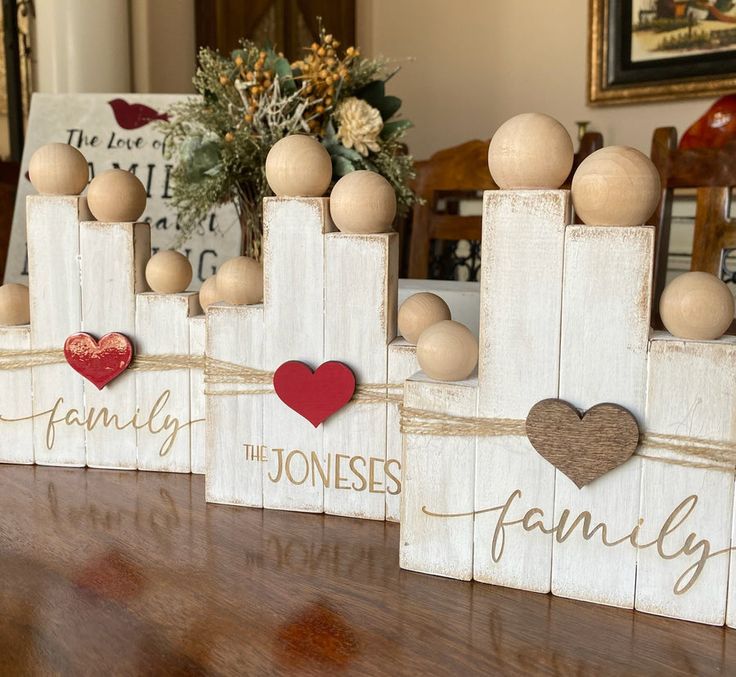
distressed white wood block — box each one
[553,225,654,608]
[323,232,398,520]
[135,292,200,473]
[474,190,569,593]
[262,197,334,512]
[205,303,264,506]
[188,315,206,474]
[400,372,477,580]
[638,333,736,625]
[27,195,91,466]
[386,337,418,522]
[80,221,151,469]
[0,326,33,464]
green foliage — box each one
[160,30,417,256]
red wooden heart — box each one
[64,332,133,390]
[273,361,356,427]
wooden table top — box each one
[0,464,733,676]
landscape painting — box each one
[589,0,736,103]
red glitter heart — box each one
[64,332,133,390]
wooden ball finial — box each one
[29,143,89,195]
[488,113,574,189]
[572,146,661,226]
[417,320,478,381]
[198,275,221,311]
[398,292,451,344]
[265,135,333,197]
[86,169,147,222]
[145,250,193,294]
[0,283,30,325]
[659,271,734,341]
[329,170,396,234]
[216,256,263,305]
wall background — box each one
[13,0,721,161]
[356,0,717,159]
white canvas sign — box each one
[5,93,241,287]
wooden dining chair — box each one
[406,139,495,279]
[649,127,736,311]
[406,132,604,279]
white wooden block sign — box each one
[474,190,569,593]
[553,225,654,608]
[261,197,332,513]
[639,332,736,625]
[189,315,206,474]
[400,372,477,580]
[206,303,265,507]
[27,195,90,466]
[323,232,398,520]
[6,93,241,288]
[0,326,33,464]
[136,292,201,473]
[80,220,151,469]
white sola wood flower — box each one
[335,97,383,156]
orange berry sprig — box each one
[291,33,359,134]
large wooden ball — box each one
[87,169,147,222]
[0,283,30,325]
[398,292,451,344]
[145,250,192,294]
[488,113,574,189]
[198,275,221,311]
[572,146,661,226]
[659,271,734,340]
[265,135,332,197]
[216,256,263,305]
[329,170,396,234]
[29,143,89,195]
[417,320,478,381]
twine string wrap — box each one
[399,405,736,474]
[3,346,735,472]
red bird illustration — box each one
[107,98,169,130]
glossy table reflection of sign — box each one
[5,93,241,288]
[0,464,734,675]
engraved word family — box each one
[2,112,736,627]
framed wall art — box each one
[589,0,736,104]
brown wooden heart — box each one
[525,398,640,488]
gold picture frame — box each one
[589,0,736,105]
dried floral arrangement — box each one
[161,28,417,259]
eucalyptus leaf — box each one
[377,95,401,120]
[332,155,355,177]
[356,80,386,108]
[381,119,413,139]
[273,56,296,95]
[330,143,363,162]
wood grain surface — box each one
[525,399,639,489]
[0,464,734,676]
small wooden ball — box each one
[198,275,221,311]
[0,283,30,325]
[145,250,192,294]
[329,170,396,234]
[417,320,478,382]
[398,292,451,344]
[572,146,661,226]
[265,135,332,197]
[216,256,263,305]
[87,169,147,222]
[488,113,574,189]
[659,271,734,340]
[29,143,89,195]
